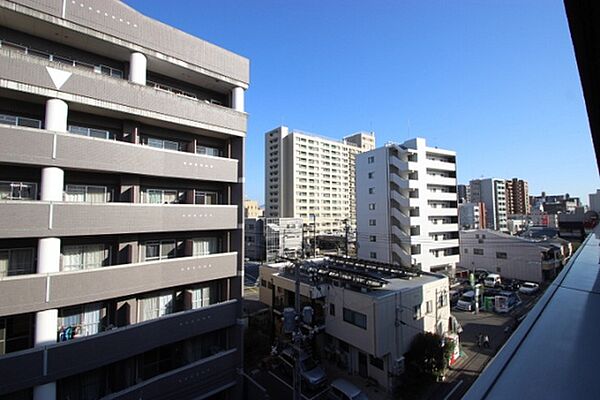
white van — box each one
[484,274,501,288]
[456,290,476,311]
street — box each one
[427,288,544,400]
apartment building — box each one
[243,199,263,218]
[470,178,508,231]
[505,178,530,215]
[258,258,457,393]
[264,126,375,235]
[459,202,485,230]
[0,1,248,399]
[356,138,460,273]
[244,217,303,262]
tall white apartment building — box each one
[265,126,375,235]
[356,138,460,272]
[470,178,508,231]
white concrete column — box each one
[34,383,56,400]
[232,86,244,112]
[34,237,60,400]
[129,52,147,85]
[44,99,68,132]
[40,167,64,202]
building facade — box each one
[356,138,460,272]
[244,217,303,262]
[589,189,600,213]
[0,1,248,399]
[505,178,530,215]
[258,258,455,393]
[459,229,568,283]
[459,202,485,230]
[457,184,470,204]
[244,199,263,218]
[469,178,508,231]
[264,126,375,236]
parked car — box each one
[501,279,521,291]
[278,347,327,390]
[456,290,476,311]
[328,379,368,400]
[474,269,489,281]
[449,290,461,307]
[494,291,522,313]
[519,282,540,295]
[484,273,502,288]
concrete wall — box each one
[460,229,545,282]
[0,126,239,182]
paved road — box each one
[427,290,543,400]
[248,366,330,400]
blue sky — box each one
[125,0,599,204]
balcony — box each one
[427,207,458,217]
[426,159,456,171]
[0,252,238,317]
[0,125,239,183]
[0,201,237,239]
[106,349,239,400]
[428,223,459,233]
[428,191,458,202]
[426,176,456,186]
[0,48,246,135]
[0,300,238,395]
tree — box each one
[405,332,455,381]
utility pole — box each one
[293,258,302,400]
[344,219,350,257]
[312,214,317,258]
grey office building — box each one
[0,0,248,399]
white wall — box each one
[459,229,545,282]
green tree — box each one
[405,332,455,380]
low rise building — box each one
[244,217,303,262]
[259,257,457,392]
[459,229,569,283]
[244,199,264,218]
[459,202,485,230]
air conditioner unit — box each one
[392,356,405,376]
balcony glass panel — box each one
[64,185,110,203]
[62,244,111,272]
[57,303,103,341]
[138,292,174,322]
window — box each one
[426,300,433,314]
[0,315,32,355]
[369,219,377,226]
[65,185,110,203]
[464,248,469,254]
[329,303,335,316]
[142,188,183,204]
[369,355,384,370]
[369,235,377,242]
[0,181,37,200]
[370,252,377,259]
[368,187,375,194]
[193,237,219,256]
[496,267,502,273]
[368,203,376,210]
[367,156,375,164]
[0,248,34,277]
[195,191,219,205]
[58,303,102,341]
[196,145,223,157]
[496,252,507,259]
[68,125,115,140]
[144,240,177,261]
[343,308,367,329]
[368,172,374,179]
[140,135,182,151]
[413,304,422,320]
[191,285,215,309]
[62,244,110,271]
[138,292,173,322]
[474,248,484,255]
[437,292,448,308]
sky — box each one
[125,0,599,205]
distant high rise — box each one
[357,138,459,272]
[470,178,508,231]
[505,178,530,215]
[457,184,470,203]
[264,126,375,235]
